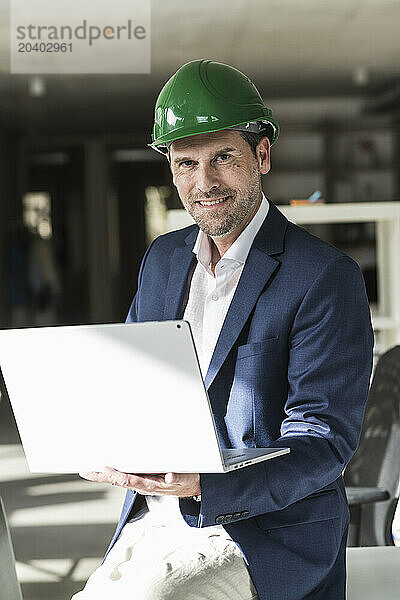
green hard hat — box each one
[150,59,279,154]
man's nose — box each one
[196,164,220,195]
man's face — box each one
[169,130,270,238]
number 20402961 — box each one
[18,42,72,52]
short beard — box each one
[185,165,261,237]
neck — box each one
[209,240,221,276]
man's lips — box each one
[195,195,232,208]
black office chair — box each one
[344,345,400,546]
[0,496,23,600]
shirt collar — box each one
[192,194,269,270]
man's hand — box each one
[79,466,201,498]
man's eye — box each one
[179,160,193,167]
[217,154,230,161]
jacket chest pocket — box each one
[235,337,280,390]
[224,337,279,447]
[236,336,279,360]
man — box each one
[75,60,374,600]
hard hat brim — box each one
[150,118,280,155]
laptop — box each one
[0,321,289,474]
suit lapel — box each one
[163,228,197,320]
[204,201,289,389]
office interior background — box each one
[0,1,400,598]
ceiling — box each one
[0,0,399,137]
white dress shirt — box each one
[144,194,269,523]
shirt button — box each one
[211,293,219,301]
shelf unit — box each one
[166,202,400,354]
[263,123,400,205]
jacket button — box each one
[240,510,249,518]
[232,512,242,520]
[224,514,233,522]
[215,515,225,524]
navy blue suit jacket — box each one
[107,199,373,599]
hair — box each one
[239,125,274,158]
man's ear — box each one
[257,136,271,175]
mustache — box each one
[189,190,236,202]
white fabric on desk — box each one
[72,503,259,600]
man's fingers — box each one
[79,470,109,483]
[165,472,177,484]
[103,466,131,487]
[80,468,199,495]
[102,467,165,490]
[165,473,195,485]
[79,468,125,486]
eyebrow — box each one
[173,147,237,165]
